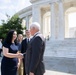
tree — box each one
[0,14,25,39]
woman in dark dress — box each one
[1,30,23,75]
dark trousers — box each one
[23,58,26,75]
[0,49,2,56]
[34,72,43,75]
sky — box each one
[69,13,76,28]
[0,0,31,24]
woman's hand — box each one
[29,72,34,75]
[17,53,23,59]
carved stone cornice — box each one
[16,5,32,15]
[30,0,39,3]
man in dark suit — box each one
[25,22,45,75]
[21,30,30,75]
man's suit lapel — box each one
[29,32,41,46]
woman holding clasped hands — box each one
[1,30,23,75]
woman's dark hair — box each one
[4,30,17,45]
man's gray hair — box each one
[30,22,41,31]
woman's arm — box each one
[17,51,22,69]
[3,46,23,58]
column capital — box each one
[49,2,55,4]
[57,0,64,3]
[50,2,55,8]
[26,15,29,17]
[30,0,38,3]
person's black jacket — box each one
[21,38,28,53]
[25,32,45,75]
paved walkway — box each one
[0,56,76,75]
[44,70,73,75]
[44,56,76,75]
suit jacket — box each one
[25,32,45,75]
[21,38,28,54]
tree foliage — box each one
[0,14,25,39]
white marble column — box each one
[65,14,69,38]
[58,0,65,40]
[32,5,41,24]
[26,16,29,29]
[22,19,26,28]
[50,3,56,40]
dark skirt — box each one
[1,66,17,75]
[1,57,18,75]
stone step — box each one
[45,39,76,58]
[46,40,76,44]
[46,40,76,47]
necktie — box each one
[27,38,29,43]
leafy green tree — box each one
[0,14,25,39]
